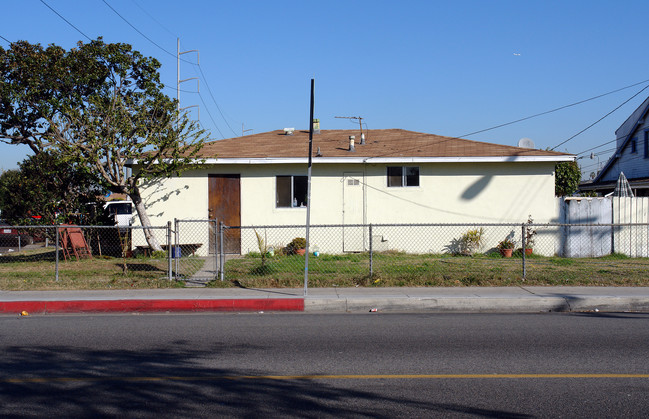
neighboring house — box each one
[580,96,649,196]
[135,129,573,254]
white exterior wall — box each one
[363,162,557,255]
[136,161,559,255]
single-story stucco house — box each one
[134,129,573,255]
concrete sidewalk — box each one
[2,286,649,314]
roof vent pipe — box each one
[313,119,320,134]
[349,136,356,152]
[360,133,365,145]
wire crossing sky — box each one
[2,0,649,172]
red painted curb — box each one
[0,298,305,314]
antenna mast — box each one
[335,116,364,137]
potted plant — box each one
[287,237,307,255]
[524,215,537,255]
[497,238,515,257]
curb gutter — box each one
[0,298,305,314]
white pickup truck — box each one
[104,200,133,229]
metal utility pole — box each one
[304,79,315,296]
[177,38,200,119]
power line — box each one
[578,138,649,180]
[163,85,198,94]
[0,34,10,44]
[133,0,240,138]
[102,1,238,137]
[130,0,177,38]
[459,78,649,139]
[584,145,649,169]
[39,0,91,41]
[196,64,238,137]
[196,91,225,139]
[365,79,649,160]
[575,138,618,156]
[100,0,193,65]
[550,84,649,150]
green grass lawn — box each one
[0,248,186,290]
[214,251,649,288]
[1,248,647,290]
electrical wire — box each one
[550,84,649,150]
[0,34,10,44]
[582,146,649,170]
[196,64,238,137]
[100,0,193,65]
[577,137,649,183]
[363,79,649,160]
[39,0,91,41]
[575,138,618,156]
[196,91,225,139]
[355,177,512,221]
[459,78,649,139]
[103,0,239,137]
[27,2,649,154]
[130,0,177,38]
[163,85,199,94]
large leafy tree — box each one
[0,151,105,225]
[0,39,206,250]
[0,41,107,153]
[555,161,581,197]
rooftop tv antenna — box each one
[335,116,364,138]
[242,123,253,136]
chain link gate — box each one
[173,219,220,284]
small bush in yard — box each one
[285,237,306,255]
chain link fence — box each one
[0,221,648,288]
[220,222,649,287]
[0,225,171,285]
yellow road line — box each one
[3,373,649,384]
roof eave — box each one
[196,155,574,164]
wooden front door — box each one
[208,174,241,254]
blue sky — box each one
[2,0,649,178]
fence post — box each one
[216,220,221,279]
[369,224,373,277]
[174,218,180,280]
[167,221,172,281]
[521,223,526,280]
[55,225,59,282]
[219,222,225,281]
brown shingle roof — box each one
[199,129,569,159]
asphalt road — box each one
[2,312,649,417]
